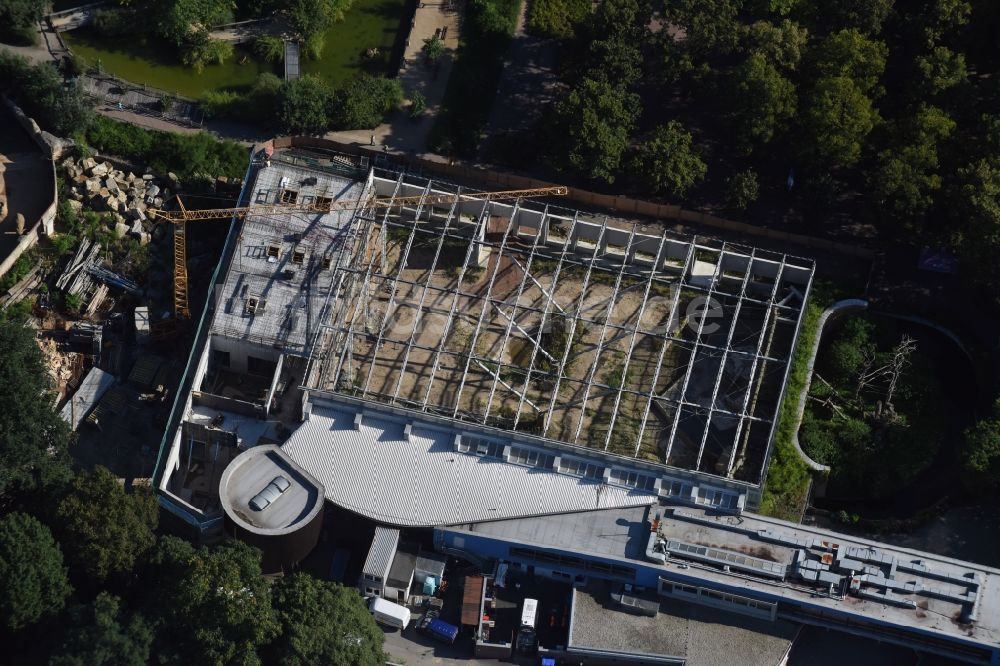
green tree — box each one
[810,28,887,95]
[868,105,955,223]
[963,399,1000,490]
[949,158,1000,300]
[269,573,384,666]
[55,466,158,585]
[0,0,44,45]
[408,89,426,119]
[0,512,71,632]
[729,52,797,150]
[666,0,741,55]
[827,315,875,383]
[801,76,878,167]
[151,539,280,665]
[808,0,894,34]
[741,19,808,70]
[280,75,332,134]
[50,593,154,666]
[916,46,967,95]
[584,37,643,88]
[155,0,230,48]
[548,77,639,183]
[254,34,285,62]
[527,0,590,38]
[181,32,234,72]
[633,121,707,196]
[288,0,353,47]
[0,321,72,502]
[329,75,403,129]
[909,0,971,47]
[422,34,444,63]
[726,168,760,209]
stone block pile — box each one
[60,157,179,246]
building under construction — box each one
[150,148,1000,665]
[155,148,814,526]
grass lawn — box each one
[61,0,407,98]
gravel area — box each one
[570,581,798,666]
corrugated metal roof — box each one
[59,367,115,430]
[281,400,656,527]
[363,526,399,579]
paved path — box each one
[478,0,559,161]
[325,0,462,154]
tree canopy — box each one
[280,75,333,135]
[330,75,404,130]
[0,320,72,503]
[55,466,158,585]
[50,593,153,666]
[269,573,384,666]
[801,75,878,167]
[549,77,639,183]
[633,122,707,196]
[151,537,280,665]
[0,512,71,632]
[963,399,1000,491]
[0,0,44,45]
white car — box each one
[249,475,291,511]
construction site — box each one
[156,147,814,524]
[305,172,815,485]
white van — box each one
[369,596,411,630]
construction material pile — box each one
[60,156,177,246]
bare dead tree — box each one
[885,335,917,414]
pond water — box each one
[61,0,408,98]
[62,31,276,98]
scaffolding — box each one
[306,174,815,485]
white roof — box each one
[363,526,400,579]
[59,367,115,430]
[281,399,656,527]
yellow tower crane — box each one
[148,185,569,319]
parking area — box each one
[491,570,573,652]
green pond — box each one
[61,0,407,99]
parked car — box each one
[416,610,459,644]
[249,475,290,511]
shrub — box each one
[527,0,590,38]
[329,75,403,130]
[408,90,427,119]
[280,75,333,134]
[727,168,760,209]
[254,34,285,62]
[200,90,242,119]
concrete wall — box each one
[275,136,875,261]
[0,97,58,279]
[209,334,281,375]
[225,500,325,574]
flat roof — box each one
[457,505,653,561]
[443,505,1000,651]
[218,444,324,535]
[209,159,367,355]
[570,580,798,666]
